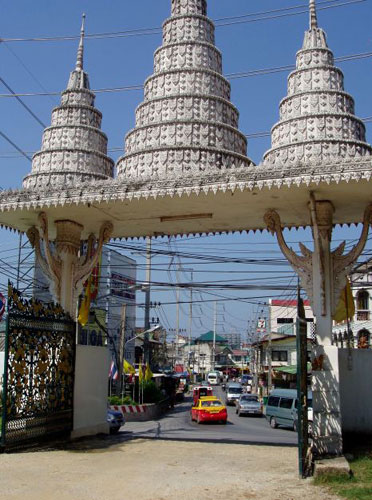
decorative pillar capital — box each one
[264,201,372,344]
[27,212,114,317]
[310,200,334,240]
[55,220,84,256]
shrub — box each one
[108,395,137,406]
[142,381,163,404]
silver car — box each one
[235,394,262,417]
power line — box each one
[0,130,32,161]
[0,0,363,43]
[1,50,372,100]
[2,42,57,104]
[0,76,47,128]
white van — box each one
[207,372,219,385]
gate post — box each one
[264,199,372,456]
[26,212,114,439]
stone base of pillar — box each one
[72,345,110,439]
[312,345,343,457]
[71,422,110,440]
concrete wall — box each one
[72,345,110,439]
[339,348,372,434]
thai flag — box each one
[109,360,119,381]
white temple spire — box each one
[75,13,86,72]
[309,0,318,30]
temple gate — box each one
[0,0,371,458]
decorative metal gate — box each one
[1,284,75,449]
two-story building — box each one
[333,259,372,348]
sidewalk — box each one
[0,437,340,500]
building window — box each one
[357,311,370,321]
[358,329,370,349]
[357,290,369,311]
[277,318,294,324]
[272,350,288,362]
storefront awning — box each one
[274,362,312,375]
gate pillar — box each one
[264,196,372,456]
[26,212,114,439]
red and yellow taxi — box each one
[191,396,227,424]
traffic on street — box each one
[120,384,297,447]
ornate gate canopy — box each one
[0,0,371,239]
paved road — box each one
[121,386,297,446]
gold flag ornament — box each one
[333,279,355,323]
[124,359,135,375]
[138,364,144,384]
[145,363,153,382]
[78,275,92,326]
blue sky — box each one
[1,0,372,338]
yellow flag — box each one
[145,363,153,382]
[124,359,135,375]
[138,364,144,384]
[333,279,355,323]
[78,275,92,326]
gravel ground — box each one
[0,438,340,500]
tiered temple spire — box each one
[263,0,372,169]
[116,0,253,182]
[23,15,114,190]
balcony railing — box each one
[356,310,370,321]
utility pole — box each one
[188,269,193,368]
[212,301,217,371]
[119,304,127,397]
[267,302,272,393]
[175,285,180,367]
[16,233,22,289]
[296,281,309,477]
[144,236,151,364]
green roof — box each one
[195,331,227,343]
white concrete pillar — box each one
[71,345,110,438]
[264,201,372,457]
[55,219,84,317]
[308,201,343,455]
[27,212,114,440]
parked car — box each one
[225,382,243,406]
[107,408,125,434]
[191,396,227,424]
[235,394,262,417]
[265,388,313,431]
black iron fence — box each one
[1,284,75,450]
